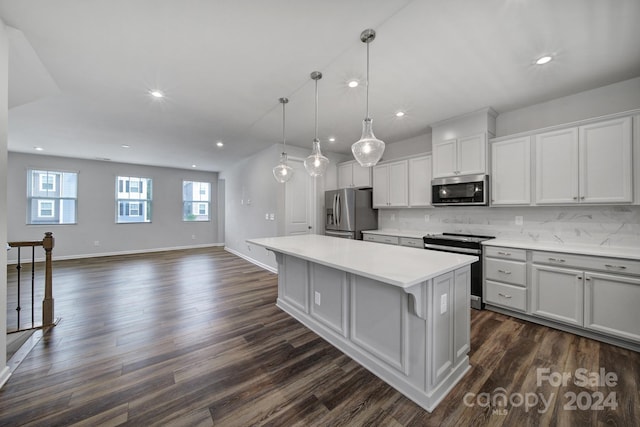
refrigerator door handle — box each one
[333,194,338,226]
[336,194,340,226]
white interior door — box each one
[285,157,315,236]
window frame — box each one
[27,168,78,225]
[182,180,211,222]
[116,175,153,224]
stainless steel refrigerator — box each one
[325,188,377,240]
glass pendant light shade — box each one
[304,71,329,177]
[304,139,329,177]
[352,28,385,167]
[352,118,385,167]
[273,152,294,183]
[273,97,294,183]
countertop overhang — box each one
[247,234,477,288]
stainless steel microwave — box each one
[431,174,489,206]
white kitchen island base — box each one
[248,235,477,412]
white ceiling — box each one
[2,0,639,172]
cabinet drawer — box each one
[485,258,526,286]
[532,251,640,275]
[484,246,527,261]
[399,237,423,248]
[485,281,527,312]
[362,234,399,245]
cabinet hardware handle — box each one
[498,251,511,256]
[548,257,566,263]
[577,276,582,280]
[573,197,578,200]
[498,269,512,274]
[585,277,591,281]
[498,292,512,299]
[604,264,627,270]
[580,196,585,200]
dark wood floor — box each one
[2,247,639,426]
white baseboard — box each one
[0,366,11,390]
[224,247,278,274]
[6,243,225,265]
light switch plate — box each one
[440,294,447,314]
[515,216,523,226]
[314,291,321,306]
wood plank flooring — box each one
[1,247,639,426]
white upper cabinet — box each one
[408,155,432,207]
[337,160,372,189]
[372,160,408,208]
[432,133,486,178]
[535,117,632,205]
[490,136,531,205]
[579,117,632,203]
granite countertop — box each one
[247,234,477,288]
[483,239,640,261]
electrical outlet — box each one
[440,294,447,314]
[269,213,275,220]
[94,240,100,246]
[424,214,430,222]
[265,213,269,220]
[391,214,396,221]
[314,291,321,306]
[191,234,196,240]
[515,216,524,226]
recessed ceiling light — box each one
[535,55,553,65]
[328,137,336,142]
[191,164,197,168]
[34,146,44,151]
[150,90,164,98]
[121,144,130,148]
[395,111,405,117]
[216,141,224,147]
[347,80,359,88]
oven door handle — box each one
[423,243,481,255]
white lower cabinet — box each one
[584,272,640,343]
[484,246,640,349]
[530,264,584,327]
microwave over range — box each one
[431,174,489,206]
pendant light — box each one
[351,28,385,167]
[272,97,294,183]
[304,71,329,177]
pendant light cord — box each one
[366,41,370,120]
[282,101,286,150]
[314,78,319,140]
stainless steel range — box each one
[423,233,495,310]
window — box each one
[183,181,211,221]
[116,176,152,223]
[27,169,78,224]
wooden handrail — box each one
[8,232,56,327]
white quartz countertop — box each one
[361,229,427,239]
[247,234,477,288]
[483,239,640,261]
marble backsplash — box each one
[378,205,640,249]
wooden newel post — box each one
[42,232,55,326]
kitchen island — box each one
[247,234,477,412]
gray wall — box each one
[221,143,346,270]
[1,17,9,384]
[7,153,221,262]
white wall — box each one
[221,143,347,270]
[6,153,221,262]
[382,132,432,160]
[0,17,10,387]
[496,76,640,137]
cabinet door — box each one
[352,162,372,188]
[388,161,409,207]
[372,164,389,208]
[579,117,632,203]
[409,155,432,207]
[491,136,531,205]
[531,264,583,326]
[535,128,579,204]
[337,163,353,188]
[584,272,640,343]
[432,139,457,178]
[457,133,486,175]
